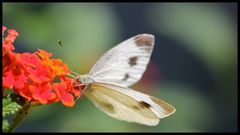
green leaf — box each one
[2,92,23,118]
[2,92,25,132]
[2,119,10,132]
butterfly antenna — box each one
[57,40,80,76]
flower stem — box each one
[8,102,33,132]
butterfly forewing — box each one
[88,34,155,87]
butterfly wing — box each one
[88,34,155,87]
[84,82,175,126]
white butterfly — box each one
[71,34,176,126]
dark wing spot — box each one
[131,101,151,110]
[135,35,154,47]
[139,101,151,108]
[129,56,138,67]
[101,102,115,114]
[122,73,130,81]
[132,106,141,110]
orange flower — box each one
[2,26,82,107]
[37,49,70,77]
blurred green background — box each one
[2,3,237,132]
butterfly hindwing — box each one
[88,34,155,87]
[83,82,175,126]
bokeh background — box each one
[2,3,237,132]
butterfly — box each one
[71,34,176,126]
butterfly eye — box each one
[73,84,85,90]
[80,85,86,90]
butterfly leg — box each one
[72,83,86,102]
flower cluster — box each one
[2,26,82,107]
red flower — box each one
[52,82,75,107]
[2,27,18,52]
[59,76,82,97]
[2,26,82,107]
